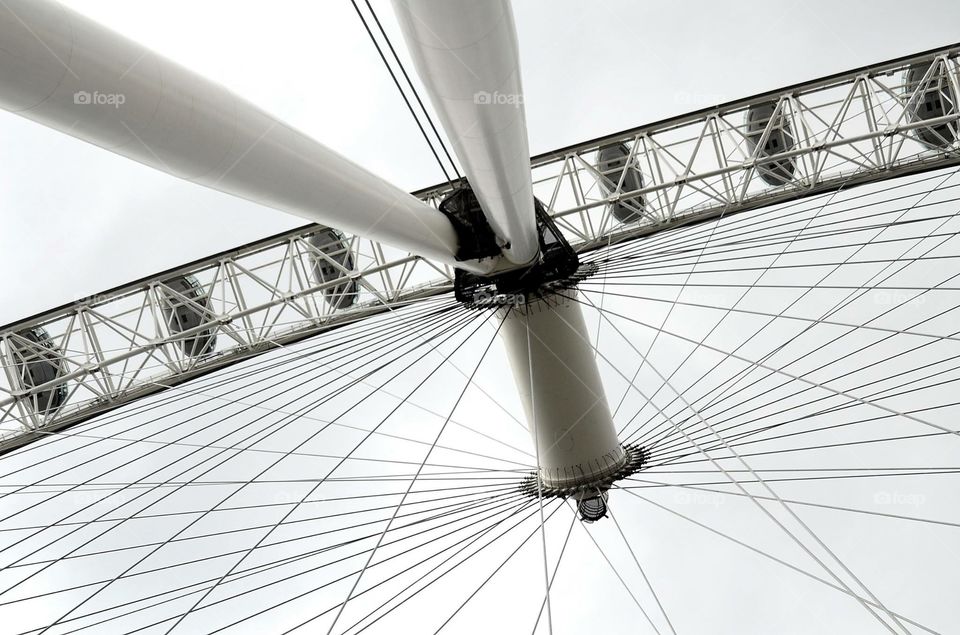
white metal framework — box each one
[1,42,958,453]
[0,0,486,273]
[392,0,540,264]
[1,0,960,626]
[4,168,960,633]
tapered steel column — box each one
[498,292,625,489]
[392,0,539,265]
[0,0,496,273]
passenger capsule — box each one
[597,142,645,224]
[10,326,67,414]
[745,101,796,186]
[904,61,957,149]
[158,275,217,357]
[309,228,357,310]
[577,490,609,523]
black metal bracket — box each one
[453,196,582,306]
[437,186,502,262]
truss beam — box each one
[2,43,959,453]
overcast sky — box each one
[1,2,959,634]
[2,0,959,324]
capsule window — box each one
[158,276,217,357]
[596,142,645,224]
[10,327,68,414]
[745,101,796,186]
[905,62,956,149]
[309,229,358,310]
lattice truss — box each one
[2,45,959,446]
[3,169,960,633]
[0,234,456,444]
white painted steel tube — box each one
[0,0,496,273]
[498,293,624,489]
[391,0,539,265]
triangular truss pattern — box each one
[1,44,958,449]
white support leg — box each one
[498,291,625,490]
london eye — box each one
[1,1,959,633]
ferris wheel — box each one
[0,1,959,633]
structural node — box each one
[453,201,632,521]
[519,444,648,523]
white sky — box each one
[2,0,959,323]
[1,2,959,634]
